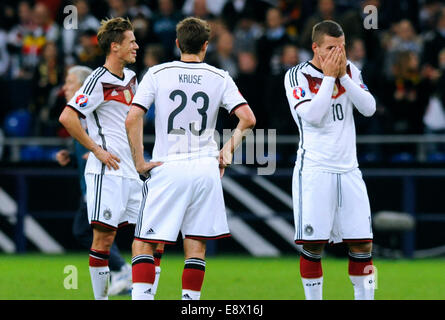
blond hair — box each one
[97,17,133,56]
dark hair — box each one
[97,17,134,56]
[176,17,210,54]
[312,20,344,44]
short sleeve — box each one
[284,67,313,110]
[132,69,156,112]
[221,73,247,114]
[67,69,105,118]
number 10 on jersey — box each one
[332,103,344,122]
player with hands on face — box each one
[284,20,376,300]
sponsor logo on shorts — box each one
[304,224,314,236]
[146,228,155,235]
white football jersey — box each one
[284,61,369,173]
[132,60,247,162]
[67,66,139,179]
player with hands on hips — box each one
[127,17,255,300]
[59,17,165,300]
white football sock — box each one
[301,277,323,300]
[152,266,161,296]
[182,289,201,300]
[350,274,375,300]
[132,283,154,300]
[89,266,110,300]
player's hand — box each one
[338,45,347,78]
[319,47,341,78]
[136,161,163,177]
[92,145,121,170]
[219,150,233,179]
[219,166,225,179]
[219,150,233,167]
[56,149,71,166]
[82,152,90,160]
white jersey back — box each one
[133,60,247,162]
[284,61,369,173]
[67,66,139,179]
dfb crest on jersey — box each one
[76,94,88,108]
[293,87,305,100]
[333,84,339,97]
[123,89,132,104]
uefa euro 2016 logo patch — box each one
[293,87,305,100]
[76,94,89,108]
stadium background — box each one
[0,0,445,299]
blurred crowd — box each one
[1,0,445,162]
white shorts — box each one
[292,168,373,244]
[85,173,143,230]
[134,157,230,244]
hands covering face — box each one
[318,46,347,78]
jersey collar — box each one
[103,66,125,81]
[178,60,203,64]
[308,61,323,74]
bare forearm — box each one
[59,109,99,152]
[221,118,255,165]
[125,111,145,171]
[222,125,251,153]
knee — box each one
[132,239,155,256]
[92,228,116,251]
[302,243,324,255]
[348,241,373,253]
[184,239,206,260]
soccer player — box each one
[59,17,162,300]
[284,20,377,300]
[126,17,256,300]
[56,65,133,296]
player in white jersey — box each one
[284,21,377,300]
[59,17,163,300]
[57,65,134,296]
[126,17,256,300]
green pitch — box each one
[0,253,444,300]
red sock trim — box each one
[89,249,110,267]
[300,255,323,279]
[132,262,156,284]
[182,268,205,291]
[348,259,374,276]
